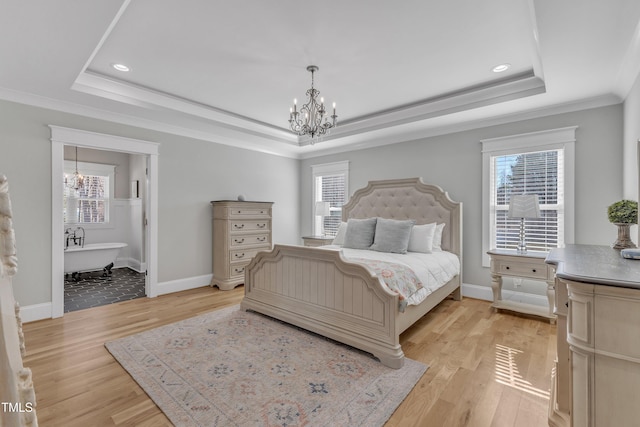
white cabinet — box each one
[487,249,556,323]
[546,245,640,427]
[567,281,640,427]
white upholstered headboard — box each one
[342,178,462,257]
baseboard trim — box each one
[20,302,53,323]
[461,283,548,307]
[156,273,213,296]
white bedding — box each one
[320,245,460,306]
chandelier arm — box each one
[288,65,337,142]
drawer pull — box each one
[257,223,266,228]
[236,210,242,214]
[234,238,245,244]
[532,269,537,273]
[234,224,245,229]
[260,210,265,214]
[257,237,266,242]
[234,267,245,274]
[235,253,245,258]
[505,266,510,270]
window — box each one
[311,161,349,236]
[482,127,576,266]
[64,161,115,226]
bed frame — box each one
[240,178,462,368]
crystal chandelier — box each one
[64,146,84,191]
[288,65,337,141]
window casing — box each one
[482,127,576,266]
[64,161,115,228]
[311,161,349,237]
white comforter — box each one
[320,245,460,306]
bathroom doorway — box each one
[50,126,159,318]
[62,146,148,312]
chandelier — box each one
[64,146,84,191]
[288,65,337,141]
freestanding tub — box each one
[64,242,127,274]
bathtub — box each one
[64,242,128,274]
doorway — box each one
[50,126,159,318]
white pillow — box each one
[332,222,347,246]
[408,222,437,253]
[432,223,445,251]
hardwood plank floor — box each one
[22,287,556,426]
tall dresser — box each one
[211,200,273,290]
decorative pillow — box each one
[332,222,348,246]
[432,223,445,251]
[370,218,416,254]
[343,218,377,249]
[408,222,437,253]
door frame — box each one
[50,125,159,318]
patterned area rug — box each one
[106,305,427,426]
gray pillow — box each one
[370,218,415,254]
[343,218,377,249]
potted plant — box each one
[607,199,638,249]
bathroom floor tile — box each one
[64,268,145,313]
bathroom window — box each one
[64,161,115,226]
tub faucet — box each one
[65,227,85,248]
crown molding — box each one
[0,85,622,161]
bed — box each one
[240,177,462,368]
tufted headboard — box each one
[341,178,462,257]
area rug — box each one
[105,305,427,427]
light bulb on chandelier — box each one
[288,65,337,144]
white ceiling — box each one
[1,0,640,158]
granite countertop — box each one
[546,244,640,289]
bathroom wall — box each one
[63,146,144,271]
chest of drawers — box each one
[211,200,273,290]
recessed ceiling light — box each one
[492,63,511,73]
[112,63,130,72]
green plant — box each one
[607,199,638,224]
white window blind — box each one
[481,127,576,266]
[64,161,114,225]
[490,149,564,252]
[312,161,349,236]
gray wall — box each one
[0,99,300,306]
[63,146,132,199]
[0,97,625,307]
[300,104,624,288]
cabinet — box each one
[487,249,556,323]
[566,281,640,427]
[546,245,640,427]
[211,200,273,290]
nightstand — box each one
[487,249,556,323]
[302,235,334,247]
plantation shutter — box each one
[63,161,114,225]
[490,149,564,252]
[312,161,349,237]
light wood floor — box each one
[23,287,556,427]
